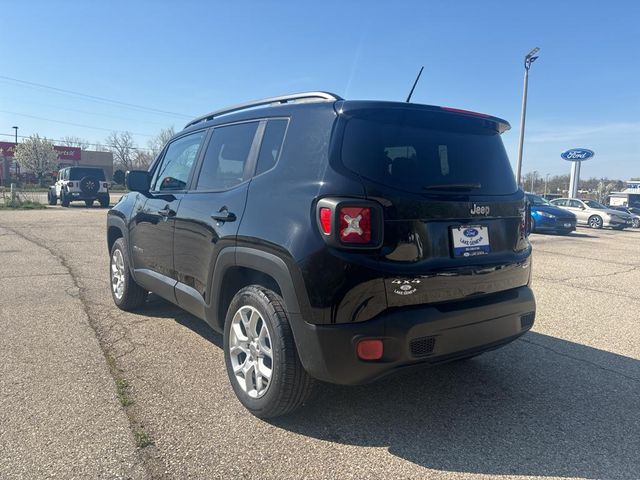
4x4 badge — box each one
[470,204,490,216]
[391,279,421,296]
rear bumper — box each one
[67,191,109,200]
[290,286,536,385]
[534,216,576,232]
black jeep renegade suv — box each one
[107,91,535,418]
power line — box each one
[13,99,174,127]
[0,110,155,137]
[0,132,154,153]
[0,75,193,119]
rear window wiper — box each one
[423,183,481,191]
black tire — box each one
[530,217,536,233]
[99,194,110,208]
[588,215,603,229]
[109,238,147,310]
[84,199,94,208]
[224,286,314,418]
[47,190,57,205]
[633,218,640,229]
[60,190,70,207]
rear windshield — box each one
[341,111,517,195]
[69,168,106,181]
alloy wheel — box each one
[111,249,125,300]
[589,216,602,228]
[228,305,273,398]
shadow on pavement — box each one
[139,297,640,479]
[273,332,639,479]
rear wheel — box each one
[110,238,147,310]
[84,199,94,208]
[588,215,603,229]
[60,191,70,207]
[99,194,110,208]
[224,286,314,418]
[633,218,640,229]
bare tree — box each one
[13,135,59,185]
[148,126,175,159]
[61,136,90,150]
[106,131,137,171]
[133,150,153,169]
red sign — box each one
[0,141,81,161]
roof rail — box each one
[184,91,343,129]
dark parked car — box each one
[107,92,536,417]
[608,206,640,228]
[526,193,576,234]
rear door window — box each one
[340,111,517,195]
[196,122,259,191]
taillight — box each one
[316,198,382,249]
[339,207,371,244]
[319,207,332,235]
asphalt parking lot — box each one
[1,206,639,480]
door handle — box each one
[157,204,176,218]
[211,207,236,222]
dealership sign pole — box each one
[561,148,594,198]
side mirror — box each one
[126,170,151,193]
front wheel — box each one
[633,218,640,229]
[588,215,603,229]
[47,190,57,205]
[224,286,314,418]
[84,199,94,208]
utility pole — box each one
[12,126,19,179]
[515,48,540,187]
[544,173,550,197]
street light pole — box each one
[12,126,18,144]
[515,47,540,187]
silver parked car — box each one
[550,198,634,229]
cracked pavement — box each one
[0,207,639,479]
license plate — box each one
[451,225,491,257]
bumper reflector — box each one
[356,339,383,360]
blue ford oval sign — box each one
[463,228,479,238]
[561,148,594,161]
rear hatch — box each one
[337,102,531,307]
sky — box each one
[1,0,639,179]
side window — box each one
[152,131,205,191]
[196,122,258,191]
[554,199,566,206]
[569,200,582,208]
[255,119,288,175]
